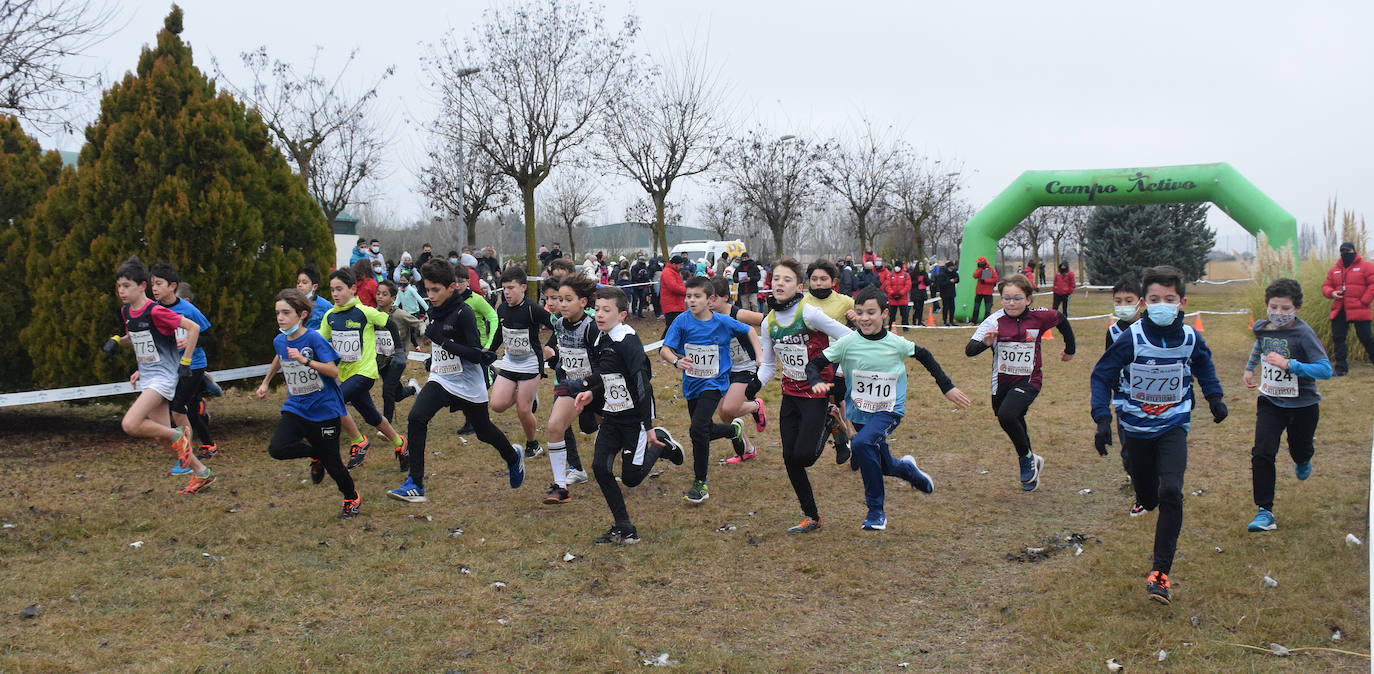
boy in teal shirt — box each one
[805,286,972,530]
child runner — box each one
[296,265,334,331]
[540,275,599,504]
[1107,275,1145,515]
[103,256,215,493]
[1241,278,1330,532]
[803,259,857,466]
[489,267,555,461]
[756,258,852,532]
[453,264,499,435]
[389,259,523,503]
[254,289,361,518]
[149,262,218,467]
[805,285,972,530]
[965,273,1076,492]
[376,280,422,430]
[555,286,686,544]
[708,276,766,463]
[659,276,754,504]
[318,268,408,470]
[1090,265,1227,605]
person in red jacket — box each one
[1323,242,1374,375]
[875,258,891,289]
[884,260,913,330]
[351,259,378,307]
[971,256,998,323]
[659,255,687,338]
[1051,262,1076,317]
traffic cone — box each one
[1106,317,1117,329]
[1246,310,1254,329]
[1192,314,1205,332]
[1042,327,1054,341]
[925,307,936,326]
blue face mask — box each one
[1146,303,1179,326]
[280,322,301,336]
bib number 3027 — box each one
[561,347,591,379]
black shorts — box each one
[729,370,755,385]
[830,375,846,405]
[169,367,205,415]
[497,369,539,383]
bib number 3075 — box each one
[995,341,1035,376]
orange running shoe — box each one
[1146,570,1171,605]
[787,515,821,534]
[171,425,193,470]
[340,494,362,519]
[177,470,216,494]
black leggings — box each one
[339,374,383,427]
[889,304,910,329]
[1251,398,1319,511]
[171,367,213,445]
[1051,293,1070,317]
[268,412,355,499]
[1331,311,1374,369]
[406,381,516,489]
[1125,426,1187,575]
[940,293,956,325]
[991,384,1039,457]
[593,420,664,527]
[380,358,415,424]
[686,389,736,482]
[780,395,831,520]
[972,294,993,323]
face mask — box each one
[1146,303,1179,326]
[279,322,301,336]
[978,262,987,268]
[371,246,380,253]
[1267,311,1296,328]
[1059,266,1069,273]
[450,258,459,265]
[810,288,833,299]
[305,291,314,299]
[1341,252,1356,265]
[1113,305,1138,321]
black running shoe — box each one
[309,458,325,485]
[1146,570,1171,605]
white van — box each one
[668,239,747,266]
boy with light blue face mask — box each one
[1089,265,1227,607]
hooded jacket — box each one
[1322,253,1374,322]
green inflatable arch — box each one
[952,162,1297,321]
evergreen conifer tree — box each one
[1082,203,1215,285]
[23,5,332,386]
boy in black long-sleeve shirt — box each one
[555,287,685,544]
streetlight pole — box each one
[455,66,481,249]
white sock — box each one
[548,441,568,488]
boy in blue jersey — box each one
[254,289,361,518]
[150,263,218,469]
[296,266,334,332]
[659,276,756,504]
[1090,265,1228,606]
[804,286,971,530]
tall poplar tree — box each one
[24,6,331,386]
[0,115,63,389]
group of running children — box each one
[107,253,1330,606]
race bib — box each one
[850,369,899,413]
[561,347,591,379]
[729,339,753,371]
[332,329,362,362]
[282,359,324,396]
[375,330,395,357]
[775,340,808,381]
[130,330,158,364]
[738,271,748,281]
[995,341,1035,377]
[503,327,532,356]
[684,343,719,379]
[1129,362,1185,405]
[430,346,464,376]
[1259,360,1298,398]
[602,373,634,413]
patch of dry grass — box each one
[0,283,1367,671]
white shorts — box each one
[139,374,177,402]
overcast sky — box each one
[39,0,1374,253]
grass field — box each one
[0,280,1369,671]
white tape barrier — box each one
[891,308,1253,331]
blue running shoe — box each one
[168,461,192,476]
[903,455,934,494]
[861,509,886,531]
[1294,461,1312,481]
[1018,453,1043,492]
[387,477,426,503]
[508,445,526,489]
[201,375,223,398]
[1247,507,1277,532]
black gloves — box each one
[424,322,444,344]
[1093,418,1113,456]
[178,361,193,379]
[554,379,588,397]
[744,375,762,401]
[1206,395,1228,423]
[102,336,120,358]
[480,350,498,366]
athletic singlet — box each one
[122,302,181,388]
[552,314,598,382]
[726,305,757,373]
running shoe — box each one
[1129,502,1147,517]
[387,477,426,503]
[406,378,421,398]
[729,419,747,457]
[1294,460,1312,481]
[393,434,408,462]
[861,509,886,531]
[752,397,767,432]
[683,479,709,504]
[1145,570,1171,605]
[525,441,544,459]
[197,443,218,460]
[1018,452,1044,492]
[167,461,192,476]
[201,376,223,398]
[508,447,526,489]
[653,427,684,465]
[1247,507,1277,532]
[903,455,934,494]
[177,470,216,494]
[725,445,758,464]
[566,467,589,485]
[395,446,409,472]
[593,525,640,545]
[340,494,361,519]
[543,483,571,504]
[788,515,821,534]
[457,422,474,435]
[309,458,325,484]
[171,425,193,471]
[346,436,370,470]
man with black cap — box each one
[735,252,761,311]
[1322,242,1374,375]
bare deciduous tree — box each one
[888,152,964,261]
[216,46,394,225]
[696,190,739,240]
[1045,206,1090,270]
[719,129,826,255]
[819,120,901,253]
[625,196,681,229]
[428,0,638,284]
[601,41,724,258]
[0,0,115,132]
[418,131,511,248]
[544,173,602,257]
